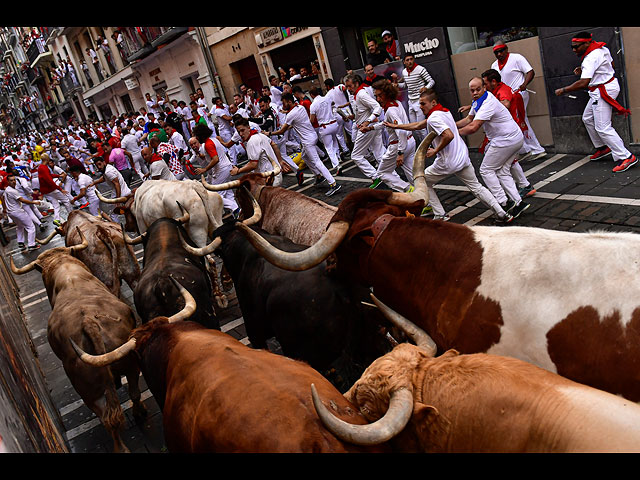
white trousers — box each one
[132,153,148,179]
[207,165,239,212]
[25,204,42,226]
[351,128,385,179]
[9,208,35,246]
[479,137,525,205]
[375,137,416,191]
[44,189,72,222]
[301,141,335,184]
[582,79,631,161]
[510,159,529,189]
[425,164,507,218]
[408,98,428,143]
[317,122,341,168]
[273,135,299,172]
[520,90,546,155]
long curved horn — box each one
[370,293,437,357]
[238,185,262,226]
[36,228,61,245]
[175,201,190,224]
[67,227,89,254]
[201,174,241,192]
[10,256,40,274]
[120,223,145,245]
[387,130,437,206]
[97,190,129,204]
[167,276,197,323]
[236,220,349,271]
[311,384,414,446]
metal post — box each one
[195,27,227,105]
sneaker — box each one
[511,201,531,219]
[433,214,450,221]
[27,244,41,252]
[503,199,517,214]
[296,170,305,186]
[590,146,612,161]
[532,152,547,160]
[369,178,382,189]
[53,219,61,226]
[420,206,433,217]
[612,155,638,173]
[518,184,537,198]
[18,242,25,250]
[325,183,342,197]
[232,208,241,220]
[39,224,46,232]
[405,185,415,193]
[494,213,514,225]
[314,175,326,186]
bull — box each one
[10,228,146,453]
[36,210,141,297]
[312,295,640,453]
[235,131,640,403]
[70,279,390,453]
[179,219,393,391]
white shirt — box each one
[491,53,533,92]
[214,104,234,136]
[581,45,616,87]
[170,131,188,152]
[245,132,282,179]
[284,104,318,144]
[149,160,176,181]
[76,173,98,202]
[353,86,382,126]
[427,109,471,175]
[104,164,131,196]
[270,85,283,107]
[469,92,523,148]
[310,95,335,126]
[120,133,141,158]
[3,186,25,213]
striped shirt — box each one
[400,64,435,101]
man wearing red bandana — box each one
[491,43,546,160]
[555,31,636,173]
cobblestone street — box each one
[6,146,640,452]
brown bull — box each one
[37,210,141,297]
[71,279,390,453]
[11,229,146,453]
[312,295,640,453]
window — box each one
[447,27,537,55]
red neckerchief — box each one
[386,41,398,59]
[497,52,509,70]
[383,101,399,112]
[240,128,260,150]
[149,152,163,164]
[425,103,449,119]
[575,39,607,59]
[405,63,417,75]
[354,83,367,99]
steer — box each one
[179,220,393,391]
[37,210,141,297]
[70,280,390,453]
[10,229,147,453]
[312,295,640,453]
[236,131,640,403]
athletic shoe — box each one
[519,152,533,161]
[420,206,433,217]
[405,185,415,193]
[27,244,41,252]
[232,208,242,220]
[532,152,547,160]
[18,242,25,250]
[53,219,61,226]
[518,184,537,198]
[612,155,638,173]
[590,146,612,161]
[314,176,326,186]
[296,170,305,186]
[494,213,514,225]
[511,201,531,219]
[325,183,342,197]
[503,199,517,214]
[39,224,46,232]
[433,214,450,221]
[369,178,382,189]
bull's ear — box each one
[411,402,451,453]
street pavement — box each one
[5,146,640,453]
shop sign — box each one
[403,36,440,59]
[124,76,139,90]
[260,27,283,47]
[83,98,92,107]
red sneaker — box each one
[590,146,612,160]
[612,155,638,173]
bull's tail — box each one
[95,226,121,298]
[80,317,129,453]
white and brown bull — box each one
[10,228,147,453]
[312,295,640,453]
[70,279,390,453]
[37,210,141,297]
[235,131,640,403]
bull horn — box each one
[175,201,190,224]
[238,185,262,226]
[70,335,136,367]
[10,255,40,274]
[311,383,414,446]
[236,220,349,272]
[370,293,437,357]
[67,227,89,254]
[120,223,145,245]
[201,174,241,192]
[97,190,129,204]
[387,130,437,207]
[36,229,60,245]
[167,276,197,322]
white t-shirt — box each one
[149,160,176,181]
[270,86,283,107]
[245,132,281,177]
[170,131,188,152]
[310,95,335,126]
[104,164,131,196]
[469,92,523,148]
[120,133,141,158]
[285,104,318,144]
[76,173,98,202]
[581,45,616,87]
[3,186,24,214]
[491,53,533,92]
[427,109,471,175]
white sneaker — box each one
[433,214,450,221]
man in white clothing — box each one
[69,165,101,216]
[3,174,41,251]
[309,87,342,173]
[555,31,636,173]
[93,157,132,222]
[141,147,176,181]
[398,53,435,143]
[120,125,147,180]
[457,77,529,219]
[491,43,546,159]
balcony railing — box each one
[26,38,50,65]
[119,27,188,63]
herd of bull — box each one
[9,132,640,453]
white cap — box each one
[381,30,392,37]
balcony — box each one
[27,37,52,67]
[119,27,189,63]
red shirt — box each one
[492,82,527,131]
[299,98,319,128]
[37,163,61,194]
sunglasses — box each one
[493,48,507,55]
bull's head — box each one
[311,293,437,446]
[121,201,190,245]
[11,227,89,274]
[69,276,196,366]
[97,190,137,232]
[233,131,437,271]
[199,149,281,194]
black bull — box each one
[130,217,219,329]
[206,220,393,392]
